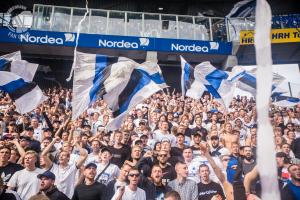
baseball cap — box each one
[37,171,56,180]
[85,162,97,169]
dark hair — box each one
[165,191,181,200]
[153,142,161,151]
[199,163,209,171]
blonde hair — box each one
[25,150,38,158]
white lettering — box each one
[98,39,138,49]
[171,43,209,53]
[20,34,63,45]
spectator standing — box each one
[0,145,23,186]
[168,161,198,200]
[111,168,146,200]
[36,170,69,200]
[72,163,106,200]
[7,151,44,200]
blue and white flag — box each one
[72,52,164,127]
[72,51,126,120]
[230,66,286,96]
[137,61,168,89]
[226,0,256,18]
[194,61,234,108]
[272,93,300,107]
[0,51,38,82]
[106,68,162,130]
[0,71,47,114]
[180,56,194,95]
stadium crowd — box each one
[0,87,299,200]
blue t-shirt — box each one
[287,180,300,200]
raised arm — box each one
[200,142,225,183]
[243,166,258,195]
[200,142,233,200]
[75,142,88,168]
[10,139,26,158]
[41,137,59,169]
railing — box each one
[1,4,299,43]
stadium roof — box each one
[1,0,299,16]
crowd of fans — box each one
[0,87,299,200]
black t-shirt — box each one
[0,189,20,200]
[155,184,172,200]
[107,145,131,168]
[0,162,23,186]
[72,182,106,200]
[197,181,225,200]
[161,165,176,186]
[191,126,208,141]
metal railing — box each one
[1,4,299,43]
[31,4,228,42]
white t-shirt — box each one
[153,130,176,146]
[112,186,146,200]
[50,163,78,199]
[7,168,44,200]
[187,156,220,184]
[95,162,120,185]
[86,153,99,165]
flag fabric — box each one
[254,0,280,199]
[180,56,194,95]
[226,0,256,18]
[137,61,168,89]
[106,68,162,130]
[0,51,38,82]
[72,51,123,120]
[72,52,164,128]
[193,61,234,109]
[272,93,300,107]
[0,71,47,114]
[229,66,286,96]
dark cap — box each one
[2,134,13,140]
[139,121,146,125]
[276,152,287,158]
[25,126,34,131]
[20,136,31,141]
[42,128,51,132]
[37,170,56,180]
[140,134,148,139]
[100,147,112,154]
[193,132,202,137]
[85,162,97,169]
[176,133,184,137]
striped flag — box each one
[180,56,194,95]
[0,71,47,114]
[194,61,234,108]
[272,92,300,107]
[0,51,38,82]
[106,68,162,130]
[226,0,256,18]
[72,52,165,129]
[229,66,286,96]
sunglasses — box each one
[128,173,140,177]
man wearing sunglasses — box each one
[157,150,176,186]
[111,168,146,200]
